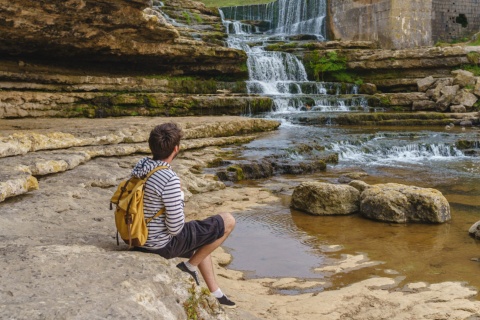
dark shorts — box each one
[135,214,225,259]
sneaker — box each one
[176,262,200,285]
[216,295,236,309]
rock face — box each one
[291,182,360,215]
[0,116,281,202]
[0,0,262,119]
[0,0,246,76]
[360,183,451,223]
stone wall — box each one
[432,0,480,43]
[327,0,480,49]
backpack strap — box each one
[146,207,166,224]
[145,165,169,180]
[144,165,169,224]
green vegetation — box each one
[198,0,272,7]
[183,285,213,320]
[227,165,245,180]
[193,13,203,23]
[469,38,480,46]
[473,100,480,111]
[182,12,191,24]
[305,50,362,84]
[308,51,347,81]
[467,51,480,65]
[461,64,480,76]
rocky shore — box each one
[1,116,479,320]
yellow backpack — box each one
[110,166,168,248]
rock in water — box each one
[360,183,451,223]
[291,182,360,215]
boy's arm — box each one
[162,175,185,236]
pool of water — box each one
[222,123,480,296]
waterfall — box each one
[220,0,368,113]
[221,0,327,37]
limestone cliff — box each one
[0,0,246,76]
[0,0,275,118]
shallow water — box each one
[222,123,480,296]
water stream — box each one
[218,0,480,296]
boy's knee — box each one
[220,212,235,233]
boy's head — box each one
[148,123,183,160]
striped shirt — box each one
[131,157,185,249]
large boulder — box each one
[291,182,360,215]
[469,221,480,239]
[360,183,451,223]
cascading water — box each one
[219,0,368,113]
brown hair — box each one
[148,123,183,160]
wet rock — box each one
[215,160,274,181]
[417,76,436,92]
[452,69,476,88]
[291,182,360,215]
[469,221,480,239]
[460,120,474,127]
[455,140,480,150]
[273,160,327,175]
[360,183,451,223]
[359,83,377,95]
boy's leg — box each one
[188,212,235,267]
[197,253,217,292]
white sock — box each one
[212,288,224,298]
[184,261,196,271]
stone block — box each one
[417,76,435,92]
[453,90,478,108]
[452,69,476,88]
[450,105,467,113]
[412,100,436,111]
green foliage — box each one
[182,12,191,24]
[469,38,480,46]
[473,100,480,111]
[461,64,480,76]
[467,51,480,65]
[306,51,364,84]
[227,165,244,180]
[308,51,347,81]
[193,13,203,23]
[183,285,212,320]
